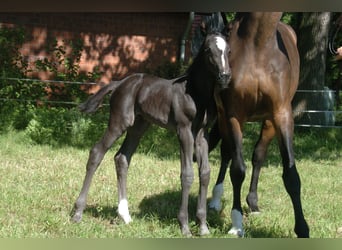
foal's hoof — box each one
[119,213,132,224]
[181,226,192,237]
[71,212,82,223]
[199,225,210,236]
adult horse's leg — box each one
[194,128,210,235]
[115,117,150,224]
[227,117,246,237]
[177,124,195,236]
[209,135,232,211]
[246,119,275,213]
[72,125,124,223]
[275,109,309,238]
[207,121,231,212]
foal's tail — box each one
[79,80,121,113]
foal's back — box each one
[109,73,196,129]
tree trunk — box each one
[293,12,335,125]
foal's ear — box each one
[200,21,208,37]
[222,22,233,38]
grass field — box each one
[0,125,341,238]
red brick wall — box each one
[0,13,191,83]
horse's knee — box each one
[200,167,210,186]
[115,153,129,174]
[86,144,105,172]
[180,168,194,188]
[230,161,246,184]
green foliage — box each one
[35,37,101,83]
[145,60,188,79]
[0,26,39,132]
[281,12,300,27]
[0,26,27,77]
[34,37,102,104]
[25,107,108,148]
[0,26,103,136]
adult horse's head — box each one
[203,32,231,90]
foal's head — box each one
[203,33,231,89]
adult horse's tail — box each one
[79,80,121,113]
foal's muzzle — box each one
[217,72,231,89]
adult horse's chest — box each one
[227,58,276,121]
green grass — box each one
[0,125,341,238]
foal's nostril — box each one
[218,73,230,81]
[217,72,231,89]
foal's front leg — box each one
[194,128,210,235]
[177,124,195,236]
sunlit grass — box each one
[0,125,341,238]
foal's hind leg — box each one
[72,127,123,223]
[246,120,275,213]
[115,117,149,224]
[274,110,309,238]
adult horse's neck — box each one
[236,12,282,48]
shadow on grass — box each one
[137,190,289,238]
[137,189,196,223]
[83,205,118,222]
[78,191,290,237]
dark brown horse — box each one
[329,14,342,107]
[210,12,309,237]
[71,32,231,236]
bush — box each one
[25,107,108,148]
[145,61,188,79]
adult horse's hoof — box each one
[294,220,310,238]
[229,209,244,237]
[250,211,261,216]
[228,227,244,238]
[208,199,222,212]
[208,183,224,211]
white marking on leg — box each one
[228,209,244,237]
[215,36,227,69]
[208,183,224,211]
[118,199,132,224]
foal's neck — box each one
[187,53,215,100]
[238,12,282,48]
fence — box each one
[1,77,342,128]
